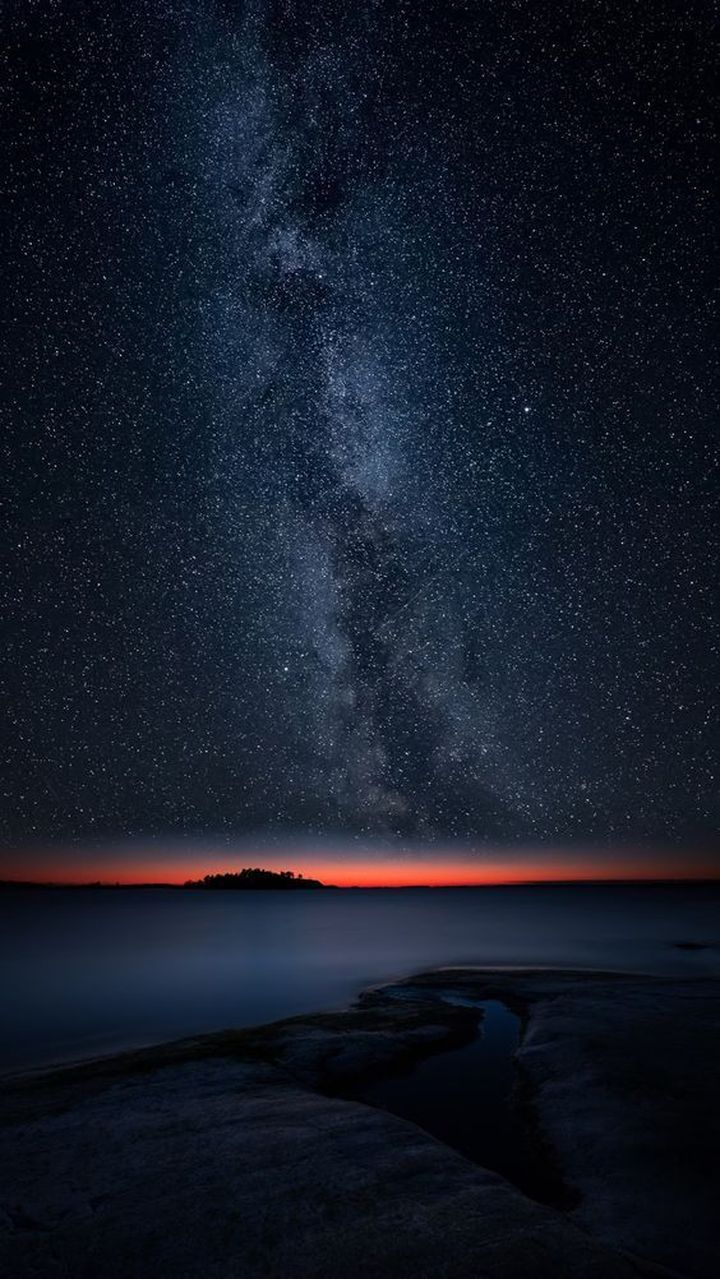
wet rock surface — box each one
[1,969,718,1278]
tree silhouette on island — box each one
[183,868,325,890]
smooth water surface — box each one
[2,884,718,1071]
[357,1000,563,1202]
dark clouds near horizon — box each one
[2,0,718,858]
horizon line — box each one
[2,873,719,890]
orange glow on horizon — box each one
[2,851,717,887]
[298,858,719,887]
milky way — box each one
[3,2,718,856]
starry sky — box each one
[2,1,718,881]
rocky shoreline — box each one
[2,968,718,1277]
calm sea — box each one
[1,883,718,1072]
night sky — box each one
[2,1,718,881]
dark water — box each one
[1,884,718,1072]
[356,1000,567,1203]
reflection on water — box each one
[355,999,569,1203]
[1,883,718,1071]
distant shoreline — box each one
[1,878,718,891]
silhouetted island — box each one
[183,868,325,890]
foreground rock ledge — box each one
[1,969,718,1278]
